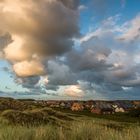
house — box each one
[91,101,114,114]
[101,108,114,114]
[91,108,101,114]
[65,102,72,109]
[71,103,84,111]
[133,101,140,109]
[60,102,66,108]
[112,104,125,113]
[84,100,95,110]
[115,107,125,113]
[91,107,114,114]
[46,101,60,108]
[114,101,133,112]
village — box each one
[0,97,139,115]
[32,100,140,115]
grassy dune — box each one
[0,118,139,140]
[0,98,139,140]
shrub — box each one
[128,108,140,117]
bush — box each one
[128,108,140,117]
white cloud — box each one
[64,85,84,97]
[13,60,45,77]
[78,5,87,11]
[118,14,140,42]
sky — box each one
[0,0,140,100]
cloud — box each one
[59,0,79,9]
[0,31,12,51]
[47,60,77,85]
[4,35,30,62]
[0,0,79,76]
[15,76,40,89]
[64,85,84,97]
[29,14,139,99]
[13,60,45,77]
[45,85,59,91]
[1,0,79,57]
[118,14,140,43]
[9,13,140,99]
[67,38,112,72]
[62,14,140,98]
[78,5,87,11]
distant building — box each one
[91,101,114,114]
[65,102,72,109]
[71,103,84,111]
[91,107,114,114]
[91,108,101,114]
[84,100,95,110]
[133,101,140,109]
[113,101,133,112]
[115,107,125,113]
[60,102,66,108]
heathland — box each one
[0,97,139,140]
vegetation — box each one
[54,108,140,123]
[0,98,139,140]
[0,118,139,140]
[1,108,72,127]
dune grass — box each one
[0,117,139,140]
[0,98,139,140]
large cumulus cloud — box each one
[0,0,80,97]
[0,0,79,77]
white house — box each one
[115,107,125,113]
